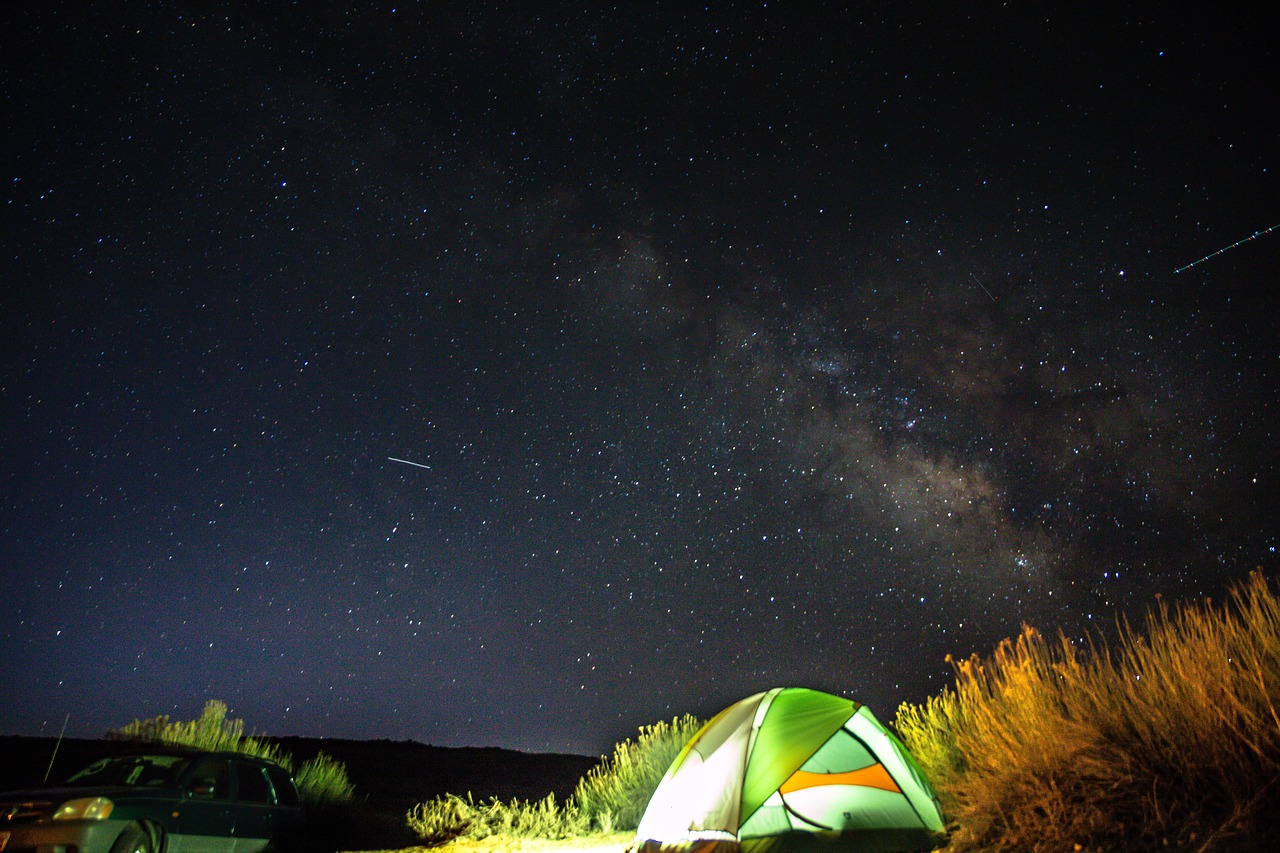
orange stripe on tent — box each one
[779,763,901,795]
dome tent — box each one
[632,688,946,853]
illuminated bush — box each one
[292,750,354,811]
[407,792,589,842]
[110,700,355,810]
[895,571,1280,852]
[570,714,704,830]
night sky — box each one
[3,3,1277,756]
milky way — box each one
[2,4,1277,754]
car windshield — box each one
[65,755,191,788]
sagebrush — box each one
[110,699,355,810]
[895,570,1280,853]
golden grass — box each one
[895,571,1280,852]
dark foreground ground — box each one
[0,735,600,851]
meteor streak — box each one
[970,273,996,302]
[388,456,432,470]
[1174,222,1280,273]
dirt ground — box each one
[340,832,635,853]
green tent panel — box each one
[633,688,946,853]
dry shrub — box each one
[406,792,589,842]
[293,750,355,811]
[571,714,703,830]
[109,699,355,809]
[896,571,1280,853]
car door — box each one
[230,760,276,853]
[167,757,235,853]
[263,763,307,841]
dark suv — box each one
[0,749,306,853]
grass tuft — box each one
[293,750,355,811]
[406,792,590,842]
[895,570,1280,852]
[571,714,703,831]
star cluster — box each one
[2,4,1277,754]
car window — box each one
[187,757,231,800]
[235,763,272,804]
[265,765,302,807]
[66,755,190,787]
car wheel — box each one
[110,825,153,853]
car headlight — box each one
[53,796,115,820]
